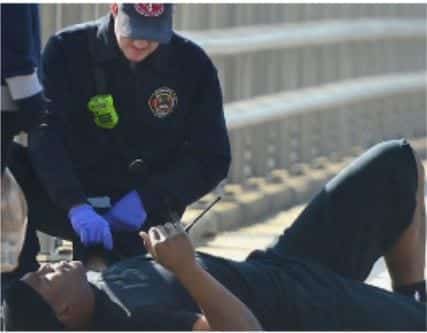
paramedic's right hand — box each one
[68,204,113,250]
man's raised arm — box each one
[140,223,262,331]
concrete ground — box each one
[195,161,427,292]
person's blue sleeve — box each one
[1,4,41,79]
[1,4,45,131]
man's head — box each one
[111,3,173,63]
[4,261,94,330]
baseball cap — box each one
[3,280,65,330]
[116,4,173,44]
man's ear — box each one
[110,3,119,17]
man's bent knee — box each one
[374,139,418,199]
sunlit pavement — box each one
[196,161,427,292]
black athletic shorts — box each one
[254,138,418,281]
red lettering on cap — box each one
[134,4,165,17]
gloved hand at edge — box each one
[104,190,147,232]
[68,203,113,250]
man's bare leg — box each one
[385,151,426,301]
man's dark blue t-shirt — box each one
[87,252,291,330]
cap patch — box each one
[148,87,177,118]
[134,4,165,17]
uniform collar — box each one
[142,42,175,74]
[94,14,176,74]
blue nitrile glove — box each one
[68,204,113,250]
[104,190,147,232]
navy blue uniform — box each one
[84,139,424,330]
[1,4,44,171]
[9,14,230,271]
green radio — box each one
[87,94,119,129]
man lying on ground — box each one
[4,139,426,331]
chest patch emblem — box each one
[148,87,178,119]
[134,4,164,17]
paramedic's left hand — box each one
[104,190,147,232]
[140,222,196,276]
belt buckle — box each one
[87,196,112,209]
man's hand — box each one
[141,223,262,331]
[68,204,113,250]
[140,222,197,276]
[104,190,147,232]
